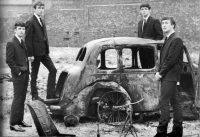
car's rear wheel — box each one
[97,91,132,126]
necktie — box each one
[21,39,24,48]
[142,19,147,32]
[39,17,43,26]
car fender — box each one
[62,81,131,118]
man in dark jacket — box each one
[138,3,163,68]
[6,21,32,132]
[25,1,57,100]
[154,17,183,137]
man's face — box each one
[15,26,25,38]
[161,20,174,33]
[140,7,151,18]
[34,5,45,17]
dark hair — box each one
[140,3,151,9]
[33,1,44,9]
[161,17,176,29]
[14,21,25,29]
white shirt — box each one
[142,15,149,31]
[15,34,22,44]
[166,30,175,38]
[34,13,43,26]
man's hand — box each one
[18,72,22,76]
[28,57,34,62]
[155,72,162,81]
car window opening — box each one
[97,49,118,70]
[122,46,155,69]
[76,47,86,61]
[97,45,155,70]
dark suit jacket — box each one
[25,15,49,57]
[138,16,163,40]
[6,36,29,77]
[159,33,183,81]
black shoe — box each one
[154,123,168,137]
[167,126,183,137]
[18,121,32,127]
[154,132,167,137]
[10,125,25,132]
[32,96,44,102]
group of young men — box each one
[6,1,183,137]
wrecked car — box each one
[46,37,200,126]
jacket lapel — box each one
[160,33,176,63]
[33,15,43,29]
[143,16,152,32]
[13,36,23,48]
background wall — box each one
[0,0,200,52]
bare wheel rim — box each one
[97,91,131,126]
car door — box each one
[180,46,196,104]
[195,53,200,107]
[180,46,200,119]
[120,44,160,112]
[95,45,121,83]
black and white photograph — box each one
[0,0,200,136]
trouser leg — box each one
[10,73,28,125]
[41,54,57,99]
[168,85,183,137]
[31,56,41,97]
[155,81,176,136]
[171,86,183,127]
[139,48,154,69]
[19,74,29,122]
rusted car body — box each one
[48,37,200,125]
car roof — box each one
[84,37,163,50]
[77,37,163,63]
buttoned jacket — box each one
[6,36,29,77]
[138,16,163,40]
[159,33,183,81]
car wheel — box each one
[97,91,132,126]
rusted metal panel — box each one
[62,81,131,118]
[121,73,160,111]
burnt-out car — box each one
[48,37,200,126]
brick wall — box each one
[45,0,162,47]
[1,0,200,52]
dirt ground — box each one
[0,47,200,137]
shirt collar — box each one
[34,13,41,20]
[166,30,175,39]
[34,13,43,26]
[15,34,22,43]
[143,15,150,22]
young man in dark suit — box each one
[154,17,183,137]
[6,21,32,132]
[138,3,163,68]
[25,1,57,100]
